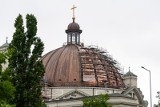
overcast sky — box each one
[0,0,160,106]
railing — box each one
[63,42,84,46]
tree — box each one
[82,94,112,107]
[154,91,160,107]
[0,53,15,106]
[0,80,15,104]
[8,14,46,107]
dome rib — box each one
[41,51,52,60]
[55,45,80,83]
[52,47,66,82]
[74,45,82,82]
[44,47,66,85]
[41,50,55,68]
[68,45,80,82]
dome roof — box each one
[65,20,82,33]
[41,45,125,88]
[67,22,80,30]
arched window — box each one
[72,33,75,44]
[68,34,71,43]
[77,34,80,44]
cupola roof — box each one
[0,37,9,49]
[65,19,82,33]
[123,71,137,77]
[67,21,80,30]
[123,68,137,77]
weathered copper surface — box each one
[41,44,125,89]
[42,45,80,85]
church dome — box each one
[42,44,125,88]
[41,9,125,89]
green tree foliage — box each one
[0,102,15,107]
[82,94,112,107]
[0,53,6,71]
[0,80,15,104]
[8,14,46,107]
[0,53,15,106]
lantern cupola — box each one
[65,5,82,45]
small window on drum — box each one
[72,33,75,44]
[77,34,80,43]
[74,78,76,81]
[68,34,71,43]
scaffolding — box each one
[79,45,125,88]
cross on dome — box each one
[71,5,77,22]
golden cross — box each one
[71,5,77,19]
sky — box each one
[0,0,160,106]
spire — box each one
[129,67,131,72]
[71,5,77,22]
[6,37,8,43]
[123,67,137,77]
[0,37,9,49]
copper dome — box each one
[41,44,125,88]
